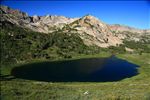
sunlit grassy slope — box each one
[1,53,150,100]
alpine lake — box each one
[11,56,139,82]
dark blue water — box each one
[11,56,139,82]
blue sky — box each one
[1,0,150,29]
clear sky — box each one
[1,0,150,29]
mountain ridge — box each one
[1,5,150,48]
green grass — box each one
[1,53,150,100]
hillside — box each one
[1,5,150,65]
[1,5,150,48]
[1,21,101,65]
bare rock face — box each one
[40,15,77,25]
[0,5,78,33]
[1,5,149,48]
[63,15,122,47]
[108,24,150,41]
[29,15,78,33]
[108,24,145,33]
[30,15,78,33]
[32,15,40,23]
[0,5,28,18]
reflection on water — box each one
[11,56,139,82]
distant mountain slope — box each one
[108,24,149,33]
[1,5,150,48]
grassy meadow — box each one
[1,53,150,100]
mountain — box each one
[0,5,78,33]
[1,5,150,47]
[109,24,149,33]
[61,15,122,47]
[108,24,150,41]
[1,5,150,65]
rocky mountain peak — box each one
[64,14,122,47]
[82,14,97,19]
[0,5,28,18]
[78,14,108,30]
[81,14,103,23]
[32,15,40,23]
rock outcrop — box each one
[62,15,122,47]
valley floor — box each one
[1,53,150,100]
